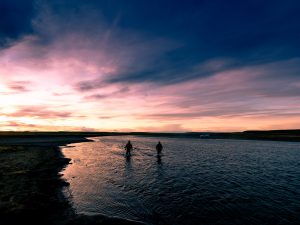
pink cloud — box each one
[8,106,73,119]
[8,81,32,92]
[1,120,97,132]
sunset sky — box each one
[1,0,300,132]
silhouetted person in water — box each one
[156,141,163,155]
[125,140,133,156]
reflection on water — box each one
[62,136,300,225]
[156,155,162,165]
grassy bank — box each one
[0,143,73,224]
[0,137,143,225]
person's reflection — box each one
[157,155,162,164]
[123,153,133,180]
[126,154,131,163]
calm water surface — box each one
[61,136,300,225]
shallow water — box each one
[61,136,300,225]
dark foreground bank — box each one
[0,136,143,225]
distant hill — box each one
[0,130,299,142]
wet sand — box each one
[0,136,143,225]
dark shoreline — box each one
[0,129,300,142]
[0,136,143,225]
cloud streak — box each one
[8,106,73,119]
[8,81,32,92]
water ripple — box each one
[62,136,300,225]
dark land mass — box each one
[0,136,144,225]
[0,129,300,142]
[117,129,300,142]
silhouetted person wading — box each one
[156,141,163,155]
[125,140,133,156]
